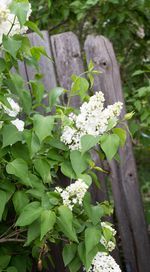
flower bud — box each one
[124,111,135,120]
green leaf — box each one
[132,70,145,76]
[68,256,81,272]
[11,142,30,161]
[33,114,54,142]
[49,138,68,150]
[13,191,29,214]
[70,150,88,176]
[88,60,94,71]
[16,201,42,226]
[25,219,41,246]
[81,135,100,154]
[61,161,76,179]
[23,130,41,158]
[49,87,64,110]
[40,210,56,240]
[9,73,24,93]
[34,159,51,183]
[7,267,18,272]
[85,226,101,254]
[0,58,6,72]
[6,158,29,181]
[113,128,126,147]
[30,46,50,60]
[0,180,15,201]
[46,191,60,206]
[63,244,77,266]
[83,193,103,225]
[10,255,27,272]
[84,227,101,269]
[100,134,120,160]
[0,255,11,269]
[57,206,78,242]
[20,90,32,115]
[3,35,22,59]
[9,0,30,27]
[78,242,86,267]
[25,21,43,38]
[71,76,89,101]
[0,190,7,220]
[30,81,44,104]
[79,174,92,187]
[2,125,22,147]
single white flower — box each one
[11,118,24,131]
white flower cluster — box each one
[4,97,20,117]
[100,222,116,252]
[0,0,32,44]
[89,252,121,272]
[61,92,123,150]
[56,179,88,210]
[0,97,24,131]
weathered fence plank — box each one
[51,32,83,107]
[84,34,150,272]
[27,31,57,91]
[50,32,108,203]
[16,30,150,272]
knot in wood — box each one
[93,57,109,69]
[100,58,109,68]
[72,52,80,58]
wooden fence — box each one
[18,31,150,272]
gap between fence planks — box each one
[17,30,150,272]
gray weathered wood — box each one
[50,31,108,201]
[26,30,57,91]
[84,34,150,272]
[51,32,84,107]
[15,29,150,271]
[50,32,121,266]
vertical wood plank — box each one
[51,32,121,267]
[26,31,57,91]
[84,34,150,272]
[50,32,84,107]
[50,31,108,201]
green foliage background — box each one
[30,0,150,223]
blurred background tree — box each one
[30,0,150,225]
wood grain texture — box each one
[51,32,84,107]
[26,31,57,91]
[84,34,150,272]
[50,32,121,267]
[51,31,108,201]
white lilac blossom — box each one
[11,118,24,131]
[61,92,123,150]
[56,179,88,210]
[136,26,145,39]
[0,97,24,131]
[3,97,20,117]
[100,222,116,252]
[0,0,32,44]
[101,222,117,236]
[89,252,121,272]
[100,236,116,252]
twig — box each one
[0,238,25,243]
[48,19,68,33]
